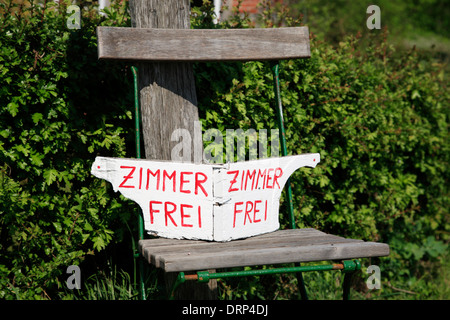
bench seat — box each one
[139,228,389,272]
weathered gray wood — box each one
[128,0,202,163]
[139,228,352,252]
[161,242,389,272]
[97,26,311,62]
[151,238,363,270]
[139,229,390,272]
[139,228,360,258]
[146,235,359,268]
[139,228,323,249]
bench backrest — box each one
[97,26,310,62]
[95,26,312,235]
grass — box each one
[60,267,139,300]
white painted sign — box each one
[91,154,320,241]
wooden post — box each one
[128,0,216,299]
[129,0,201,163]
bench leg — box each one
[138,259,146,300]
[341,260,361,300]
[131,225,147,300]
[169,273,185,300]
[294,264,308,300]
[342,272,353,300]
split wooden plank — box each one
[97,26,311,62]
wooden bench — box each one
[96,20,389,300]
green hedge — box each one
[0,1,136,299]
[0,1,448,299]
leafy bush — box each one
[0,0,136,299]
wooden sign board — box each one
[91,154,320,241]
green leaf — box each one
[93,236,105,252]
[84,221,93,232]
[32,113,43,124]
[0,129,10,138]
[52,222,62,233]
[30,153,44,166]
[43,169,58,186]
[6,102,19,117]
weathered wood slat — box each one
[139,228,321,249]
[139,229,344,260]
[97,26,310,62]
[139,229,359,256]
[160,242,389,272]
[151,238,363,270]
[139,229,389,272]
[146,235,360,268]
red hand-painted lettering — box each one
[227,170,239,192]
[119,166,136,188]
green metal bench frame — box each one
[129,62,363,300]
